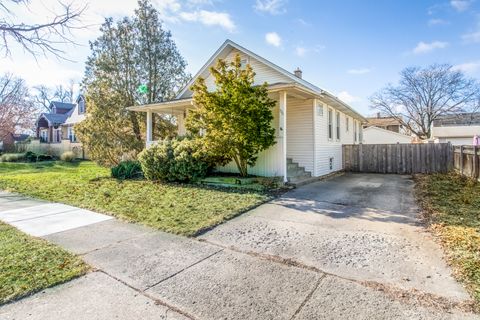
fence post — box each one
[359,143,363,172]
[460,146,464,175]
[474,146,478,180]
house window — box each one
[328,109,333,140]
[316,101,324,116]
[78,99,85,114]
[336,111,340,140]
[346,117,349,132]
[329,157,334,170]
[354,120,357,142]
[54,128,61,143]
[68,127,76,142]
[240,58,248,69]
[40,130,48,142]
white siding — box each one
[314,100,357,177]
[181,48,293,98]
[438,137,474,145]
[217,138,284,177]
[363,127,412,144]
[216,92,284,177]
[286,98,313,173]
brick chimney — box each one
[294,67,302,79]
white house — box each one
[431,113,480,145]
[129,40,366,183]
[363,126,412,144]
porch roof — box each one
[128,84,367,123]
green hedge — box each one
[138,138,212,182]
[111,160,143,180]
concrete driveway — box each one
[199,173,476,316]
[1,173,478,319]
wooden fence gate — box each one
[343,143,453,174]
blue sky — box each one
[1,0,480,115]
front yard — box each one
[0,222,87,304]
[0,161,270,236]
[416,173,480,309]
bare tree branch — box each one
[0,73,35,140]
[370,64,480,139]
[0,0,87,59]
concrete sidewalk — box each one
[0,189,478,320]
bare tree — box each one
[0,0,86,58]
[370,64,480,139]
[33,81,74,111]
[0,73,35,140]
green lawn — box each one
[415,173,480,310]
[0,222,88,304]
[0,161,269,236]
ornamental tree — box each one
[186,54,276,177]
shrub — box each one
[60,151,76,162]
[111,160,143,180]
[138,138,211,182]
[36,154,53,162]
[0,153,25,162]
[25,151,38,162]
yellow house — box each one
[129,40,366,183]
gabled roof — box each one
[365,116,402,127]
[37,112,71,126]
[49,101,76,111]
[132,39,366,122]
[176,39,322,98]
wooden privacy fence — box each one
[453,145,480,180]
[343,143,453,174]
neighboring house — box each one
[363,126,412,144]
[364,113,406,134]
[35,95,86,143]
[431,113,480,145]
[0,133,30,152]
[129,39,366,183]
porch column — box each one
[312,99,318,177]
[279,91,287,182]
[146,110,153,146]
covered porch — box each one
[129,85,355,183]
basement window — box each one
[329,157,334,170]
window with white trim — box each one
[346,117,349,132]
[68,126,76,142]
[354,120,357,142]
[328,109,333,140]
[316,101,324,116]
[336,111,340,140]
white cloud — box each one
[428,18,450,26]
[412,41,448,54]
[297,18,310,27]
[179,10,236,32]
[462,30,480,43]
[453,61,480,74]
[265,32,282,47]
[254,0,287,15]
[450,0,470,11]
[347,68,371,75]
[295,46,306,57]
[337,91,360,104]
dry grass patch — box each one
[415,173,480,310]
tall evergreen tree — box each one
[76,0,189,166]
